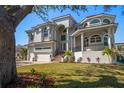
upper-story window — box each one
[43,27,49,37]
[90,35,101,43]
[61,35,66,41]
[103,19,111,24]
[83,23,88,28]
[61,29,66,41]
[29,33,34,41]
[90,19,100,26]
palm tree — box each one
[102,48,119,63]
[64,50,73,62]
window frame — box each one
[104,34,109,46]
[90,18,101,26]
[29,33,34,41]
[90,35,102,44]
[43,26,49,37]
[103,18,111,24]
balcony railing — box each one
[72,43,105,52]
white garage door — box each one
[37,54,51,62]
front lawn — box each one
[17,63,124,88]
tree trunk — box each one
[0,8,17,87]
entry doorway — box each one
[61,42,66,52]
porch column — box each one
[66,27,69,51]
[27,47,30,61]
[48,26,50,41]
[73,36,76,51]
[39,28,43,42]
[112,28,115,47]
[71,36,73,51]
[108,28,112,49]
[81,32,84,51]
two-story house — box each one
[26,13,118,63]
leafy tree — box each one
[116,45,124,61]
[116,45,124,54]
[20,48,27,60]
[0,5,124,87]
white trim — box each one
[102,18,112,24]
[89,18,101,25]
[80,13,115,24]
[89,35,102,45]
[71,24,117,36]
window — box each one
[61,35,66,41]
[30,33,34,41]
[43,27,49,37]
[84,37,89,47]
[35,47,51,50]
[90,37,95,43]
[90,19,100,25]
[104,34,109,46]
[96,36,102,42]
[90,35,101,43]
[83,23,88,28]
[103,19,111,24]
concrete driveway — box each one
[16,61,52,67]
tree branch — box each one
[15,5,34,27]
[7,6,20,16]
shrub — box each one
[30,68,37,75]
[77,57,82,63]
[96,57,100,63]
[64,50,74,62]
[39,73,55,87]
[63,56,68,62]
[87,57,91,63]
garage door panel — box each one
[37,54,51,62]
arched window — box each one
[103,19,111,24]
[84,37,89,47]
[90,35,101,43]
[90,19,100,25]
[104,34,109,46]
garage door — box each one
[37,54,51,62]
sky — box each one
[15,5,124,45]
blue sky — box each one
[15,6,124,45]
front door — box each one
[61,42,66,52]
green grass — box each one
[17,63,124,88]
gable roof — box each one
[52,14,77,23]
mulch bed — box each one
[6,73,55,88]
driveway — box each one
[16,61,32,67]
[16,61,52,67]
